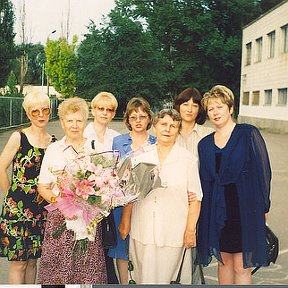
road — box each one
[0,119,287,285]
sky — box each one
[12,0,116,44]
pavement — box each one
[0,119,287,285]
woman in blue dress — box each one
[197,85,271,284]
[108,97,156,284]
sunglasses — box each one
[30,107,50,117]
[95,106,115,113]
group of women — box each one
[0,84,271,285]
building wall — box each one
[239,0,288,132]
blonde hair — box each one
[58,97,89,120]
[202,85,234,111]
[22,91,50,112]
[91,91,118,110]
[123,97,154,131]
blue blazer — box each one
[197,124,271,268]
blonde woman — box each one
[197,85,271,284]
[0,91,52,284]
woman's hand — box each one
[184,229,196,249]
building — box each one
[238,0,288,133]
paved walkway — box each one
[0,119,287,285]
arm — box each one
[38,183,58,203]
[118,203,133,240]
[184,199,201,248]
[251,127,272,213]
[0,132,20,193]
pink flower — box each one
[74,179,96,200]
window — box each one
[252,91,260,106]
[246,42,252,65]
[278,88,287,105]
[281,24,288,53]
[267,31,275,58]
[264,89,272,105]
[242,92,249,105]
[255,37,262,62]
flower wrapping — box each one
[45,150,140,245]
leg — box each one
[116,258,128,284]
[218,252,234,284]
[8,260,27,284]
[24,258,38,284]
[232,253,252,284]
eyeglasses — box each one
[95,106,115,113]
[128,260,136,284]
[129,115,148,122]
[30,107,50,117]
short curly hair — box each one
[58,97,89,120]
[202,85,234,111]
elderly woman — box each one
[108,97,156,284]
[128,109,202,284]
[37,97,106,284]
[197,85,271,284]
[0,91,52,284]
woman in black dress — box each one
[0,91,53,284]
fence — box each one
[0,96,59,131]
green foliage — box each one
[76,10,168,113]
[45,37,78,98]
[0,0,16,86]
[76,0,278,114]
[5,71,22,97]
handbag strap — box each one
[175,248,187,283]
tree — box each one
[45,36,78,98]
[0,0,16,86]
[77,10,168,113]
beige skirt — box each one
[129,238,192,284]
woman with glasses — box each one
[37,97,107,284]
[0,91,53,284]
[83,91,120,284]
[107,97,156,284]
[83,91,120,152]
[128,109,202,284]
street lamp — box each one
[43,30,56,96]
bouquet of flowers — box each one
[45,150,141,255]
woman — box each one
[83,91,120,284]
[197,85,271,284]
[83,91,120,152]
[37,97,106,284]
[0,91,52,284]
[108,97,156,284]
[174,87,214,158]
[129,109,202,284]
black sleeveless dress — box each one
[215,145,242,253]
[0,131,49,260]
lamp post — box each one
[45,30,56,96]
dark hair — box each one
[173,87,207,125]
[123,97,154,131]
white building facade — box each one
[238,0,288,133]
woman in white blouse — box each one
[128,109,202,284]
